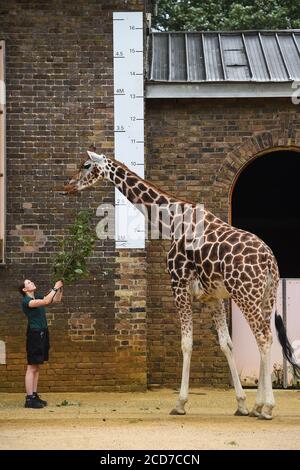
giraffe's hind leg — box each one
[251,326,274,420]
[234,295,275,420]
[258,342,274,420]
[210,299,249,416]
[253,282,277,420]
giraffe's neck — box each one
[102,157,194,239]
[104,157,181,207]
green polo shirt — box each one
[22,294,48,330]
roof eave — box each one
[146,82,298,99]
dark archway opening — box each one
[232,150,300,278]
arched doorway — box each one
[231,149,300,278]
[231,149,300,388]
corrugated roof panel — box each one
[277,33,300,79]
[151,34,168,81]
[169,33,187,80]
[294,33,300,53]
[149,31,300,83]
[220,34,250,80]
[260,33,289,81]
[186,33,205,81]
[202,34,223,81]
[243,33,270,80]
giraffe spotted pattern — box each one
[64,150,284,420]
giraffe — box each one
[63,150,300,420]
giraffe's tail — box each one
[275,312,300,379]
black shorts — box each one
[26,328,50,365]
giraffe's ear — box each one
[87,150,104,163]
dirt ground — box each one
[0,388,300,450]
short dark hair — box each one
[18,282,26,297]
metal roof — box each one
[149,31,300,82]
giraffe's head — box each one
[63,150,107,194]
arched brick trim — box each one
[212,129,300,222]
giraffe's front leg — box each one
[169,282,193,416]
[170,331,193,415]
[211,300,249,416]
[249,360,264,418]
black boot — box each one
[33,392,47,407]
[24,395,44,409]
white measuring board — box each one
[113,11,145,249]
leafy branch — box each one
[50,210,96,285]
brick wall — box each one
[145,97,300,387]
[0,0,147,392]
[2,1,299,393]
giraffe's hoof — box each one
[170,408,186,415]
[258,413,273,421]
[249,406,263,417]
[234,408,249,416]
[249,410,261,417]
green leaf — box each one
[74,268,83,274]
[50,210,96,286]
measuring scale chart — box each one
[113,11,145,249]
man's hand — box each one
[54,280,64,289]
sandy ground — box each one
[0,388,300,450]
